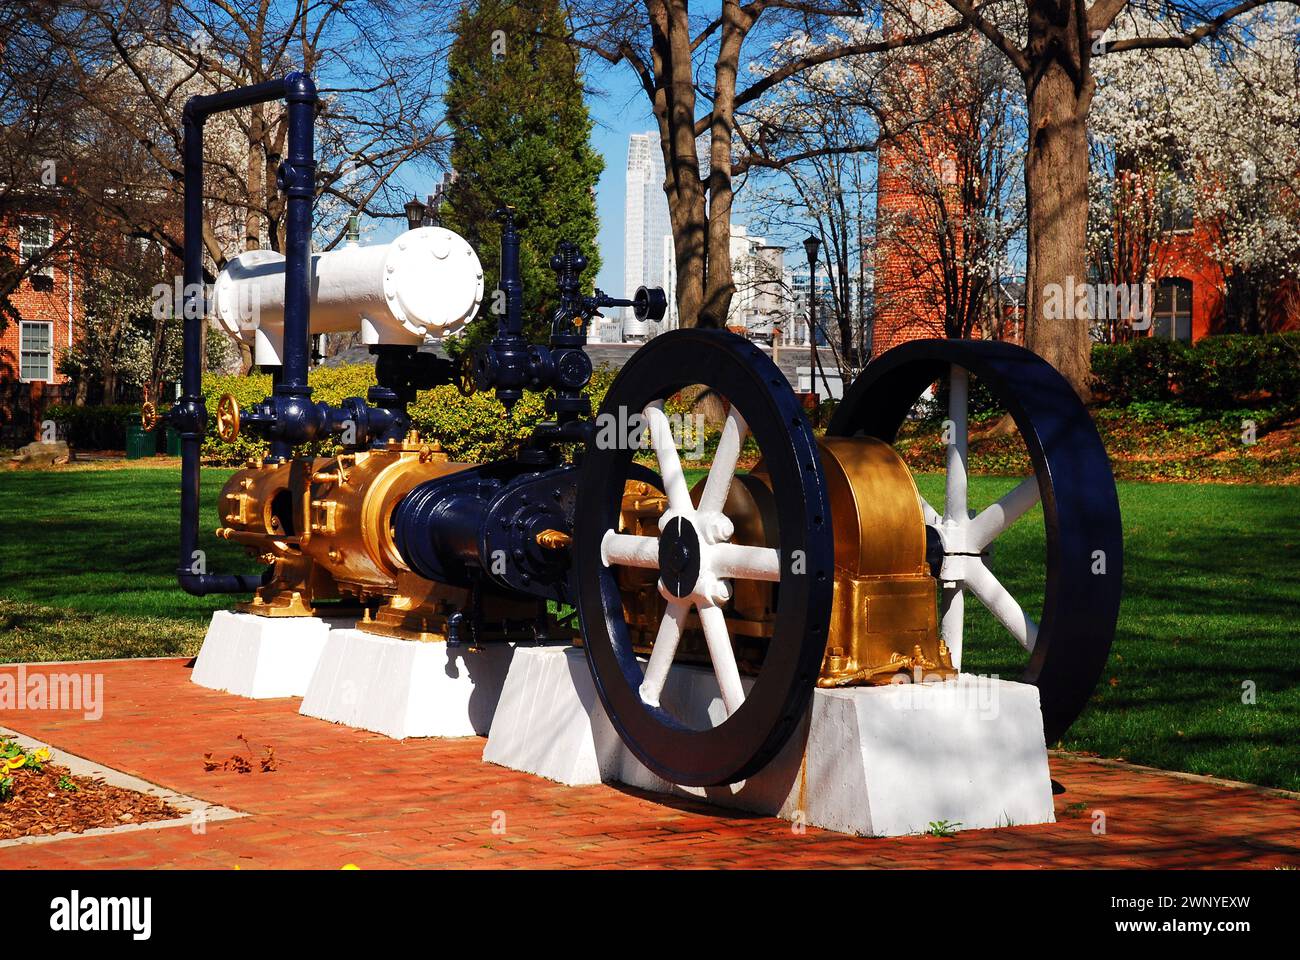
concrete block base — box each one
[190,610,330,699]
[481,644,625,784]
[484,645,1055,837]
[299,629,515,739]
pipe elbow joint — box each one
[283,72,317,102]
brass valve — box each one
[535,529,573,550]
[455,352,476,397]
[216,394,241,442]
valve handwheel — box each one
[574,329,834,786]
[455,352,476,397]
[216,393,241,443]
[140,400,159,432]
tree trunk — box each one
[245,105,264,251]
[649,0,709,328]
[700,2,746,329]
[1023,54,1094,399]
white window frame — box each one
[19,216,54,279]
[19,320,54,383]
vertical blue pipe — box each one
[175,74,315,595]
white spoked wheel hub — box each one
[924,364,1043,669]
[598,400,781,716]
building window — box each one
[19,217,54,277]
[1153,278,1193,342]
[20,321,53,382]
[1157,172,1194,233]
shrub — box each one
[1090,337,1188,405]
[1175,334,1300,411]
[200,362,621,465]
[45,403,140,449]
[1091,332,1300,412]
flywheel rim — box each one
[575,329,835,787]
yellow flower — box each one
[31,748,51,763]
[2,756,25,773]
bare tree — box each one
[568,1,968,329]
[21,0,452,279]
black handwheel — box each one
[827,339,1123,744]
[575,329,835,786]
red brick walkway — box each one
[0,659,1296,869]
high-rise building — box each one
[623,133,673,339]
[622,131,713,339]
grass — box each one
[0,463,239,661]
[0,463,1297,792]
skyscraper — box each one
[623,133,673,339]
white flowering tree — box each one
[1090,6,1300,334]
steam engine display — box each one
[150,73,1122,788]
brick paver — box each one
[0,659,1296,869]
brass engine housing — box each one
[216,433,475,634]
[216,432,950,684]
[616,436,951,685]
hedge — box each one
[45,404,141,449]
[199,363,619,465]
[1091,333,1300,412]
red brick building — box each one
[872,25,1300,353]
[1145,217,1300,341]
[1,211,82,443]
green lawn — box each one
[0,464,1297,791]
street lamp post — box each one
[404,196,427,232]
[803,234,821,399]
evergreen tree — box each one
[441,0,603,346]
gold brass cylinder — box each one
[816,436,951,685]
[215,436,475,617]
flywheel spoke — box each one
[967,476,1040,551]
[600,531,659,569]
[697,603,746,715]
[709,542,782,582]
[639,600,690,707]
[697,407,748,517]
[643,401,693,517]
[963,560,1039,652]
[940,583,965,669]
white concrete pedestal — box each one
[484,645,1055,837]
[299,629,516,738]
[190,610,331,699]
[482,644,625,783]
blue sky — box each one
[586,60,655,296]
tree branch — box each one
[1102,0,1284,53]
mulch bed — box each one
[0,762,185,841]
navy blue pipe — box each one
[174,73,317,595]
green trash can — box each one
[163,426,182,456]
[125,419,156,460]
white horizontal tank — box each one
[211,226,484,366]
